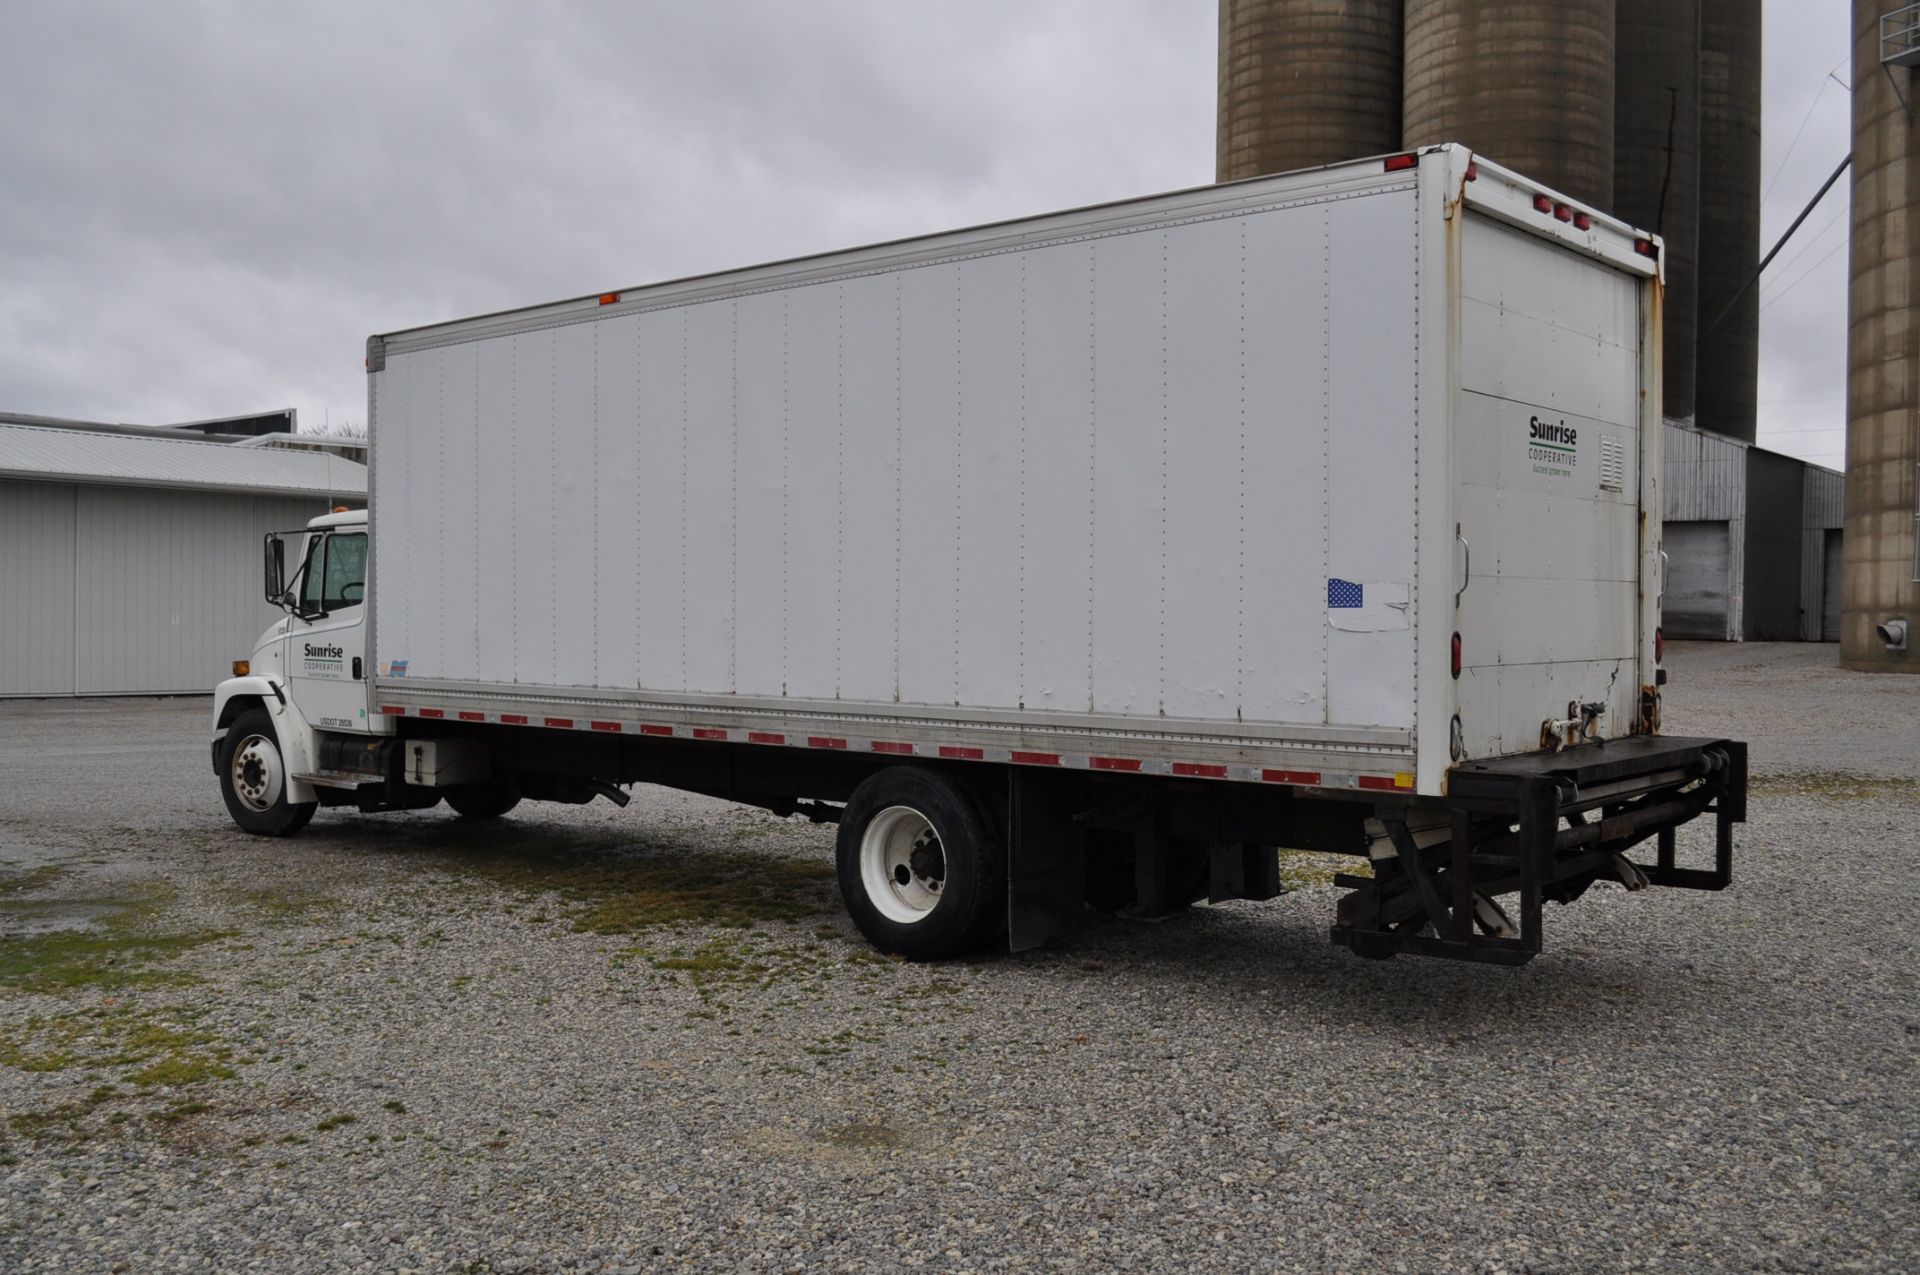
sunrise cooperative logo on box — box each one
[1528,413,1577,477]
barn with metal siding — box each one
[1662,420,1845,643]
[1664,422,1748,640]
[1802,465,1846,642]
[0,416,367,697]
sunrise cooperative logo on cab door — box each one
[1528,413,1578,478]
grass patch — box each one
[0,926,229,995]
[1275,849,1352,891]
[217,885,341,921]
[0,865,72,897]
[430,833,837,935]
[0,1004,236,1094]
[819,1120,909,1150]
[1753,771,1920,802]
[314,1113,357,1132]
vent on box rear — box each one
[1599,435,1626,492]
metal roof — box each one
[0,420,367,498]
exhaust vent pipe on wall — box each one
[1876,619,1910,651]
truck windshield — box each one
[299,532,367,613]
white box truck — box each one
[213,145,1745,964]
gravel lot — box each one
[1,641,1915,1274]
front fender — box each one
[212,676,318,804]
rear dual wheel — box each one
[836,767,1004,962]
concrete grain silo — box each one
[1615,0,1702,426]
[1694,0,1761,443]
[1216,0,1405,181]
[1401,0,1617,209]
[1842,0,1920,671]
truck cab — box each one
[211,508,393,833]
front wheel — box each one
[836,767,1004,961]
[219,707,316,836]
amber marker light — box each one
[232,660,250,676]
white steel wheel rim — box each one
[860,805,947,924]
[231,733,285,813]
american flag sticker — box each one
[1327,579,1364,609]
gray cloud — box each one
[0,2,1851,470]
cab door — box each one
[288,529,373,732]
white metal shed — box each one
[0,419,367,697]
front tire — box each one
[836,767,1004,961]
[219,707,316,836]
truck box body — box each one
[364,147,1661,798]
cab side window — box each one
[322,533,367,610]
[299,533,367,613]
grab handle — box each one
[1454,528,1472,609]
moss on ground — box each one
[1753,771,1919,802]
[0,865,73,897]
[1275,849,1354,891]
[429,832,837,934]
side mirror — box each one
[265,536,286,604]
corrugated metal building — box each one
[1663,422,1845,642]
[1,416,367,697]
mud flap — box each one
[1007,769,1086,953]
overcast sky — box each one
[0,1,1852,468]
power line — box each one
[1760,237,1849,314]
[1761,55,1850,211]
[1759,203,1849,294]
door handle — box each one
[352,657,363,681]
[1454,528,1471,609]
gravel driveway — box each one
[1,642,1915,1273]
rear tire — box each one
[445,783,521,819]
[836,767,1004,961]
[218,707,316,837]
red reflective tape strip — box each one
[1263,769,1321,785]
[870,741,914,755]
[808,737,848,750]
[501,714,529,725]
[691,727,727,741]
[1090,756,1141,772]
[544,717,574,729]
[639,724,673,736]
[748,731,785,745]
[458,711,485,722]
[590,720,622,733]
[938,745,984,761]
[379,705,404,716]
[1357,775,1405,791]
[1173,762,1229,779]
[417,708,444,719]
[1011,751,1060,766]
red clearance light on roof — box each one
[598,293,621,305]
[1533,194,1554,215]
[1383,153,1417,172]
[1554,203,1574,223]
[1635,239,1659,259]
[1465,163,1479,181]
[1573,211,1592,231]
[1451,632,1462,680]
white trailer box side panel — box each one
[368,148,1658,793]
[371,174,1424,767]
